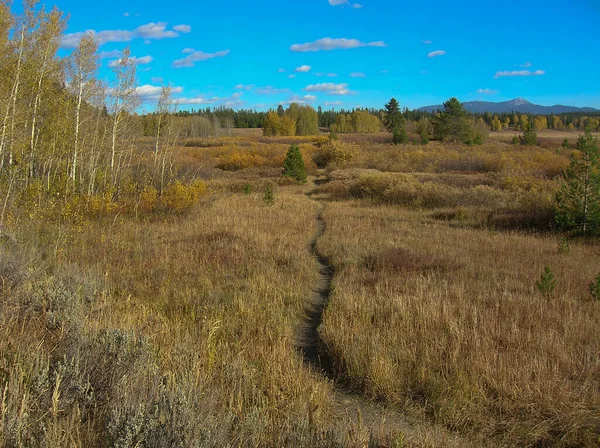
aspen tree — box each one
[25,5,66,180]
[109,46,138,180]
[68,33,99,185]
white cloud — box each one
[304,82,354,95]
[151,77,164,84]
[124,12,130,17]
[288,74,296,79]
[172,49,230,68]
[520,62,532,68]
[280,94,317,106]
[172,96,220,105]
[97,49,122,59]
[173,24,191,33]
[256,86,289,95]
[61,22,188,48]
[350,72,366,78]
[422,40,432,44]
[494,69,545,79]
[477,88,498,95]
[108,55,153,68]
[324,101,343,106]
[182,48,195,54]
[427,50,446,57]
[224,99,246,108]
[294,65,311,72]
[290,37,386,52]
[381,69,388,73]
[278,68,286,73]
[135,22,178,39]
[328,0,362,8]
[134,84,184,102]
[315,72,338,77]
[235,84,254,90]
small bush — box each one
[590,274,600,301]
[536,266,556,297]
[557,236,570,254]
[283,145,307,183]
[160,180,206,213]
[392,126,408,145]
[263,185,275,206]
[315,140,360,168]
[216,149,266,171]
[138,185,159,213]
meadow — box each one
[1,129,599,447]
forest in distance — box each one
[0,1,599,447]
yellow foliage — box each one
[160,180,207,213]
[138,185,158,213]
[317,140,360,167]
[217,150,267,171]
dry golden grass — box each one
[317,202,600,446]
[1,178,469,447]
[2,131,599,447]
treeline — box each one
[155,104,600,135]
[477,112,600,132]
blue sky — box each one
[46,0,600,111]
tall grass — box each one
[318,202,600,446]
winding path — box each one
[295,175,478,447]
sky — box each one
[40,0,600,111]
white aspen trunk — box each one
[72,78,83,183]
[0,26,25,169]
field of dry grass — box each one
[1,131,599,447]
[317,202,600,446]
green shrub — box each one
[590,274,600,301]
[536,266,556,297]
[263,185,275,206]
[283,144,307,183]
[392,126,408,145]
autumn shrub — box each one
[160,180,207,213]
[216,149,267,171]
[138,185,159,213]
[315,140,360,168]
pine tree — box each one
[536,266,556,298]
[555,130,600,236]
[283,144,307,183]
[392,126,407,145]
[263,185,275,206]
[520,121,537,145]
[432,98,473,143]
[383,98,403,133]
[590,274,600,301]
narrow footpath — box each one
[295,174,478,447]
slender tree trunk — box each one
[72,79,83,183]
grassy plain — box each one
[1,130,599,447]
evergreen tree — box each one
[392,126,407,145]
[555,130,600,235]
[282,144,307,183]
[383,98,403,133]
[520,121,537,145]
[263,185,275,206]
[432,97,473,143]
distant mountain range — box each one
[418,98,599,115]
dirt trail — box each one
[296,175,478,447]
